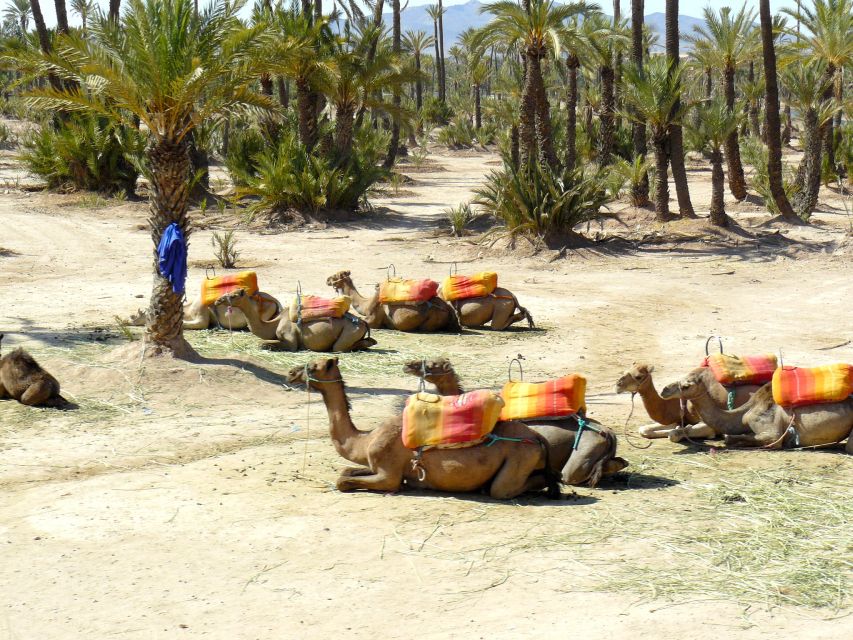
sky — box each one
[23,0,805,29]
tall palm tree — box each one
[70,0,97,34]
[20,0,275,357]
[582,13,624,166]
[622,57,686,221]
[690,6,756,201]
[437,0,446,102]
[459,27,489,130]
[29,0,51,55]
[665,0,694,217]
[54,0,70,34]
[383,0,402,168]
[483,0,595,169]
[425,4,443,100]
[109,0,121,20]
[629,0,648,205]
[403,30,434,127]
[759,0,798,221]
[689,98,740,226]
[3,0,31,36]
[784,0,853,178]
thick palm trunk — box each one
[723,65,747,200]
[782,103,792,144]
[277,77,289,109]
[335,105,356,163]
[474,84,481,130]
[600,64,615,166]
[510,124,520,168]
[518,55,538,167]
[54,0,69,34]
[822,66,839,177]
[747,62,760,138]
[145,139,193,357]
[415,53,423,112]
[531,56,558,169]
[631,0,649,205]
[709,149,727,226]
[653,135,670,221]
[666,0,694,217]
[759,0,798,222]
[438,0,446,103]
[792,109,821,218]
[109,0,121,20]
[296,78,316,149]
[565,58,579,172]
[383,0,402,168]
[705,67,712,98]
[432,21,441,100]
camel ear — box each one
[647,365,654,373]
[324,358,338,372]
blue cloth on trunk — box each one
[157,223,187,295]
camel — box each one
[125,292,281,330]
[402,358,628,486]
[214,289,376,352]
[660,367,853,451]
[325,271,458,332]
[287,358,560,499]
[440,290,535,331]
[615,363,759,440]
[0,334,70,408]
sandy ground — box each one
[1,148,852,639]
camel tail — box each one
[536,434,562,500]
[520,305,535,329]
[43,395,75,410]
[586,427,618,489]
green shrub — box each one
[423,96,453,126]
[473,161,610,238]
[212,230,240,268]
[20,116,143,193]
[610,156,652,206]
[437,117,476,148]
[741,137,801,216]
[224,124,265,186]
[443,203,474,237]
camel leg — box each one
[331,323,370,352]
[845,438,853,454]
[488,448,542,499]
[183,309,212,330]
[724,430,786,449]
[339,466,374,477]
[488,300,515,331]
[260,340,296,352]
[19,382,53,406]
[0,382,8,400]
[669,423,717,443]
[638,423,678,439]
[335,469,403,493]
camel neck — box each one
[338,280,378,315]
[637,376,677,424]
[689,388,752,434]
[315,382,369,466]
[434,374,463,396]
[236,298,278,340]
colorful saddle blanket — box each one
[201,271,258,307]
[441,272,498,301]
[402,390,504,450]
[289,295,351,323]
[701,354,778,386]
[379,278,439,304]
[500,375,587,421]
[772,364,853,408]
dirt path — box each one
[1,151,851,639]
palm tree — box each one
[109,0,121,20]
[437,0,446,102]
[785,62,834,218]
[3,0,31,36]
[29,0,51,55]
[622,57,687,221]
[783,0,853,178]
[54,0,70,34]
[403,30,435,119]
[665,0,694,217]
[459,28,489,130]
[759,0,798,221]
[383,0,403,168]
[425,4,443,100]
[20,0,275,357]
[70,0,97,34]
[690,6,756,201]
[629,0,648,205]
[689,98,740,226]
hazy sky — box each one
[27,0,804,29]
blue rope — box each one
[727,388,735,410]
[572,415,602,450]
[485,433,537,447]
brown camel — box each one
[616,363,759,440]
[125,291,281,330]
[402,358,627,486]
[325,271,458,332]
[286,358,559,498]
[214,289,376,352]
[660,367,853,451]
[440,290,535,330]
[0,334,70,408]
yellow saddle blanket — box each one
[772,364,853,408]
[201,271,258,307]
[702,354,778,386]
[402,390,504,450]
[500,375,587,421]
[379,278,439,304]
[441,272,498,301]
[289,295,351,322]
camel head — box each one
[615,363,654,394]
[213,288,249,308]
[326,270,353,294]
[286,357,341,390]
[659,368,709,401]
[402,358,455,384]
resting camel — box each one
[125,292,281,330]
[616,363,759,440]
[0,334,70,408]
[403,358,627,486]
[214,289,376,352]
[326,271,458,332]
[660,367,853,451]
[287,358,559,499]
[439,290,534,331]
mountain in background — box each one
[383,2,705,53]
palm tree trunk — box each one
[748,62,760,137]
[709,149,727,226]
[54,0,69,34]
[335,105,356,163]
[438,0,446,103]
[600,64,615,166]
[532,56,558,169]
[474,84,481,130]
[109,0,121,21]
[823,68,839,177]
[705,67,712,98]
[30,0,61,92]
[653,134,670,221]
[510,124,520,169]
[145,139,193,358]
[383,0,402,168]
[791,108,821,218]
[723,64,747,201]
[665,0,694,217]
[518,55,538,167]
[782,103,792,145]
[277,77,289,109]
[432,19,441,100]
[297,78,316,149]
[415,53,423,112]
[565,58,579,172]
[759,0,798,222]
[630,0,649,204]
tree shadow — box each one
[396,486,599,506]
